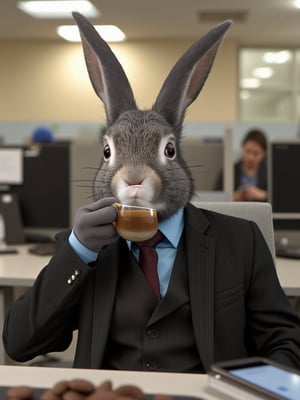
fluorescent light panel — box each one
[263,51,291,64]
[253,67,273,79]
[57,25,126,42]
[17,1,100,18]
[240,78,261,89]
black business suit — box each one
[3,203,300,371]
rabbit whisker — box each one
[71,179,95,183]
[81,166,100,170]
[185,164,205,168]
[74,185,95,189]
[72,179,111,185]
[171,163,205,168]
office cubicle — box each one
[268,140,300,252]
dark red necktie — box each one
[137,230,164,301]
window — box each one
[239,48,299,121]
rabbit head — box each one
[73,12,231,221]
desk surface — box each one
[0,245,299,296]
[0,244,49,286]
[0,366,220,399]
[276,257,300,296]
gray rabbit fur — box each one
[73,12,231,221]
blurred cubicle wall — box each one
[180,137,223,191]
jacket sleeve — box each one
[245,221,300,370]
[2,231,96,362]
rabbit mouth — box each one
[112,166,162,208]
[117,184,158,208]
[118,184,146,205]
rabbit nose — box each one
[123,167,147,185]
[125,179,144,186]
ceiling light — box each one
[263,51,291,64]
[57,25,126,42]
[295,0,300,8]
[240,90,250,100]
[240,78,261,89]
[17,1,100,18]
[253,67,273,79]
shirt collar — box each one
[127,207,184,250]
[158,207,184,248]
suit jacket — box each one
[3,203,300,371]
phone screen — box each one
[229,364,300,399]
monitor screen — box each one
[269,141,300,230]
[11,142,71,230]
[0,147,23,186]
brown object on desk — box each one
[6,378,173,400]
[6,385,34,398]
[28,242,56,256]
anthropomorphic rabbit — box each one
[3,13,300,373]
[71,12,232,251]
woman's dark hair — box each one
[242,129,267,152]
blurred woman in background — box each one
[233,129,267,201]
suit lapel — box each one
[185,203,215,371]
[91,239,127,368]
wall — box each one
[0,37,237,125]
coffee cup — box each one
[113,203,158,242]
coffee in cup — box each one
[113,203,158,242]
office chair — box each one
[191,201,276,263]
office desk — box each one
[0,245,299,365]
[0,365,219,399]
[0,244,50,365]
[276,257,300,296]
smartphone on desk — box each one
[208,357,300,400]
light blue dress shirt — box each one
[69,208,184,297]
[128,208,184,297]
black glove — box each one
[73,197,119,252]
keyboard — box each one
[276,246,300,259]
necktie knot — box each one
[136,230,164,249]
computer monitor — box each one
[269,140,300,243]
[0,147,23,186]
[11,141,71,235]
[0,146,25,244]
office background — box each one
[0,0,300,369]
[1,1,300,232]
[0,1,300,160]
[1,38,300,150]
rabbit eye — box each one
[103,144,111,160]
[164,142,176,159]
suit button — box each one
[146,362,157,370]
[147,329,159,339]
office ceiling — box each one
[1,0,300,45]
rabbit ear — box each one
[153,20,232,132]
[72,12,137,126]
